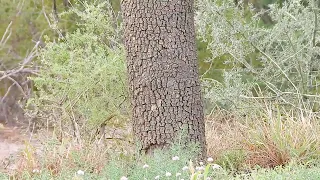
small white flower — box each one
[165,172,172,177]
[77,170,85,175]
[154,175,160,179]
[180,179,185,180]
[207,157,214,162]
[176,172,181,177]
[198,174,203,178]
[143,164,149,169]
[32,169,40,173]
[199,162,204,166]
[196,166,205,171]
[182,166,189,171]
[172,156,180,161]
[212,164,222,170]
[206,177,212,180]
[120,176,128,180]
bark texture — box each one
[121,0,206,155]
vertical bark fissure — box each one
[122,0,206,155]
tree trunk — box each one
[121,0,206,155]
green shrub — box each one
[27,1,128,138]
[197,0,320,114]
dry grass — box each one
[244,106,320,168]
[205,105,320,169]
[205,110,246,161]
[12,139,111,178]
[8,127,134,179]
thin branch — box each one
[252,44,300,94]
[0,41,40,82]
[6,76,27,98]
[0,84,16,105]
[0,21,12,48]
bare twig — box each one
[0,41,40,82]
[6,76,27,98]
[0,84,15,104]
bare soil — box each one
[0,124,30,172]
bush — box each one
[196,0,320,114]
[27,1,128,139]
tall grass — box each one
[244,105,320,168]
[205,104,320,170]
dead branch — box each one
[0,20,41,125]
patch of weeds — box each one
[101,160,127,180]
[215,149,246,172]
[238,165,320,180]
[127,142,200,179]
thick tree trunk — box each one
[121,0,206,155]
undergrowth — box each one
[1,138,319,180]
[2,134,229,180]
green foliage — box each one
[215,150,246,171]
[0,0,67,68]
[128,143,200,179]
[197,0,320,113]
[28,1,128,136]
[240,164,320,180]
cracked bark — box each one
[121,0,206,156]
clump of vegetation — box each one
[244,105,320,168]
[197,0,320,114]
[27,1,128,141]
[205,104,320,170]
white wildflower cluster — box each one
[196,166,205,171]
[32,169,40,173]
[119,156,221,180]
[143,164,149,169]
[182,166,189,171]
[172,156,180,161]
[120,176,128,180]
[212,164,222,170]
[77,170,85,175]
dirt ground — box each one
[0,124,30,172]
